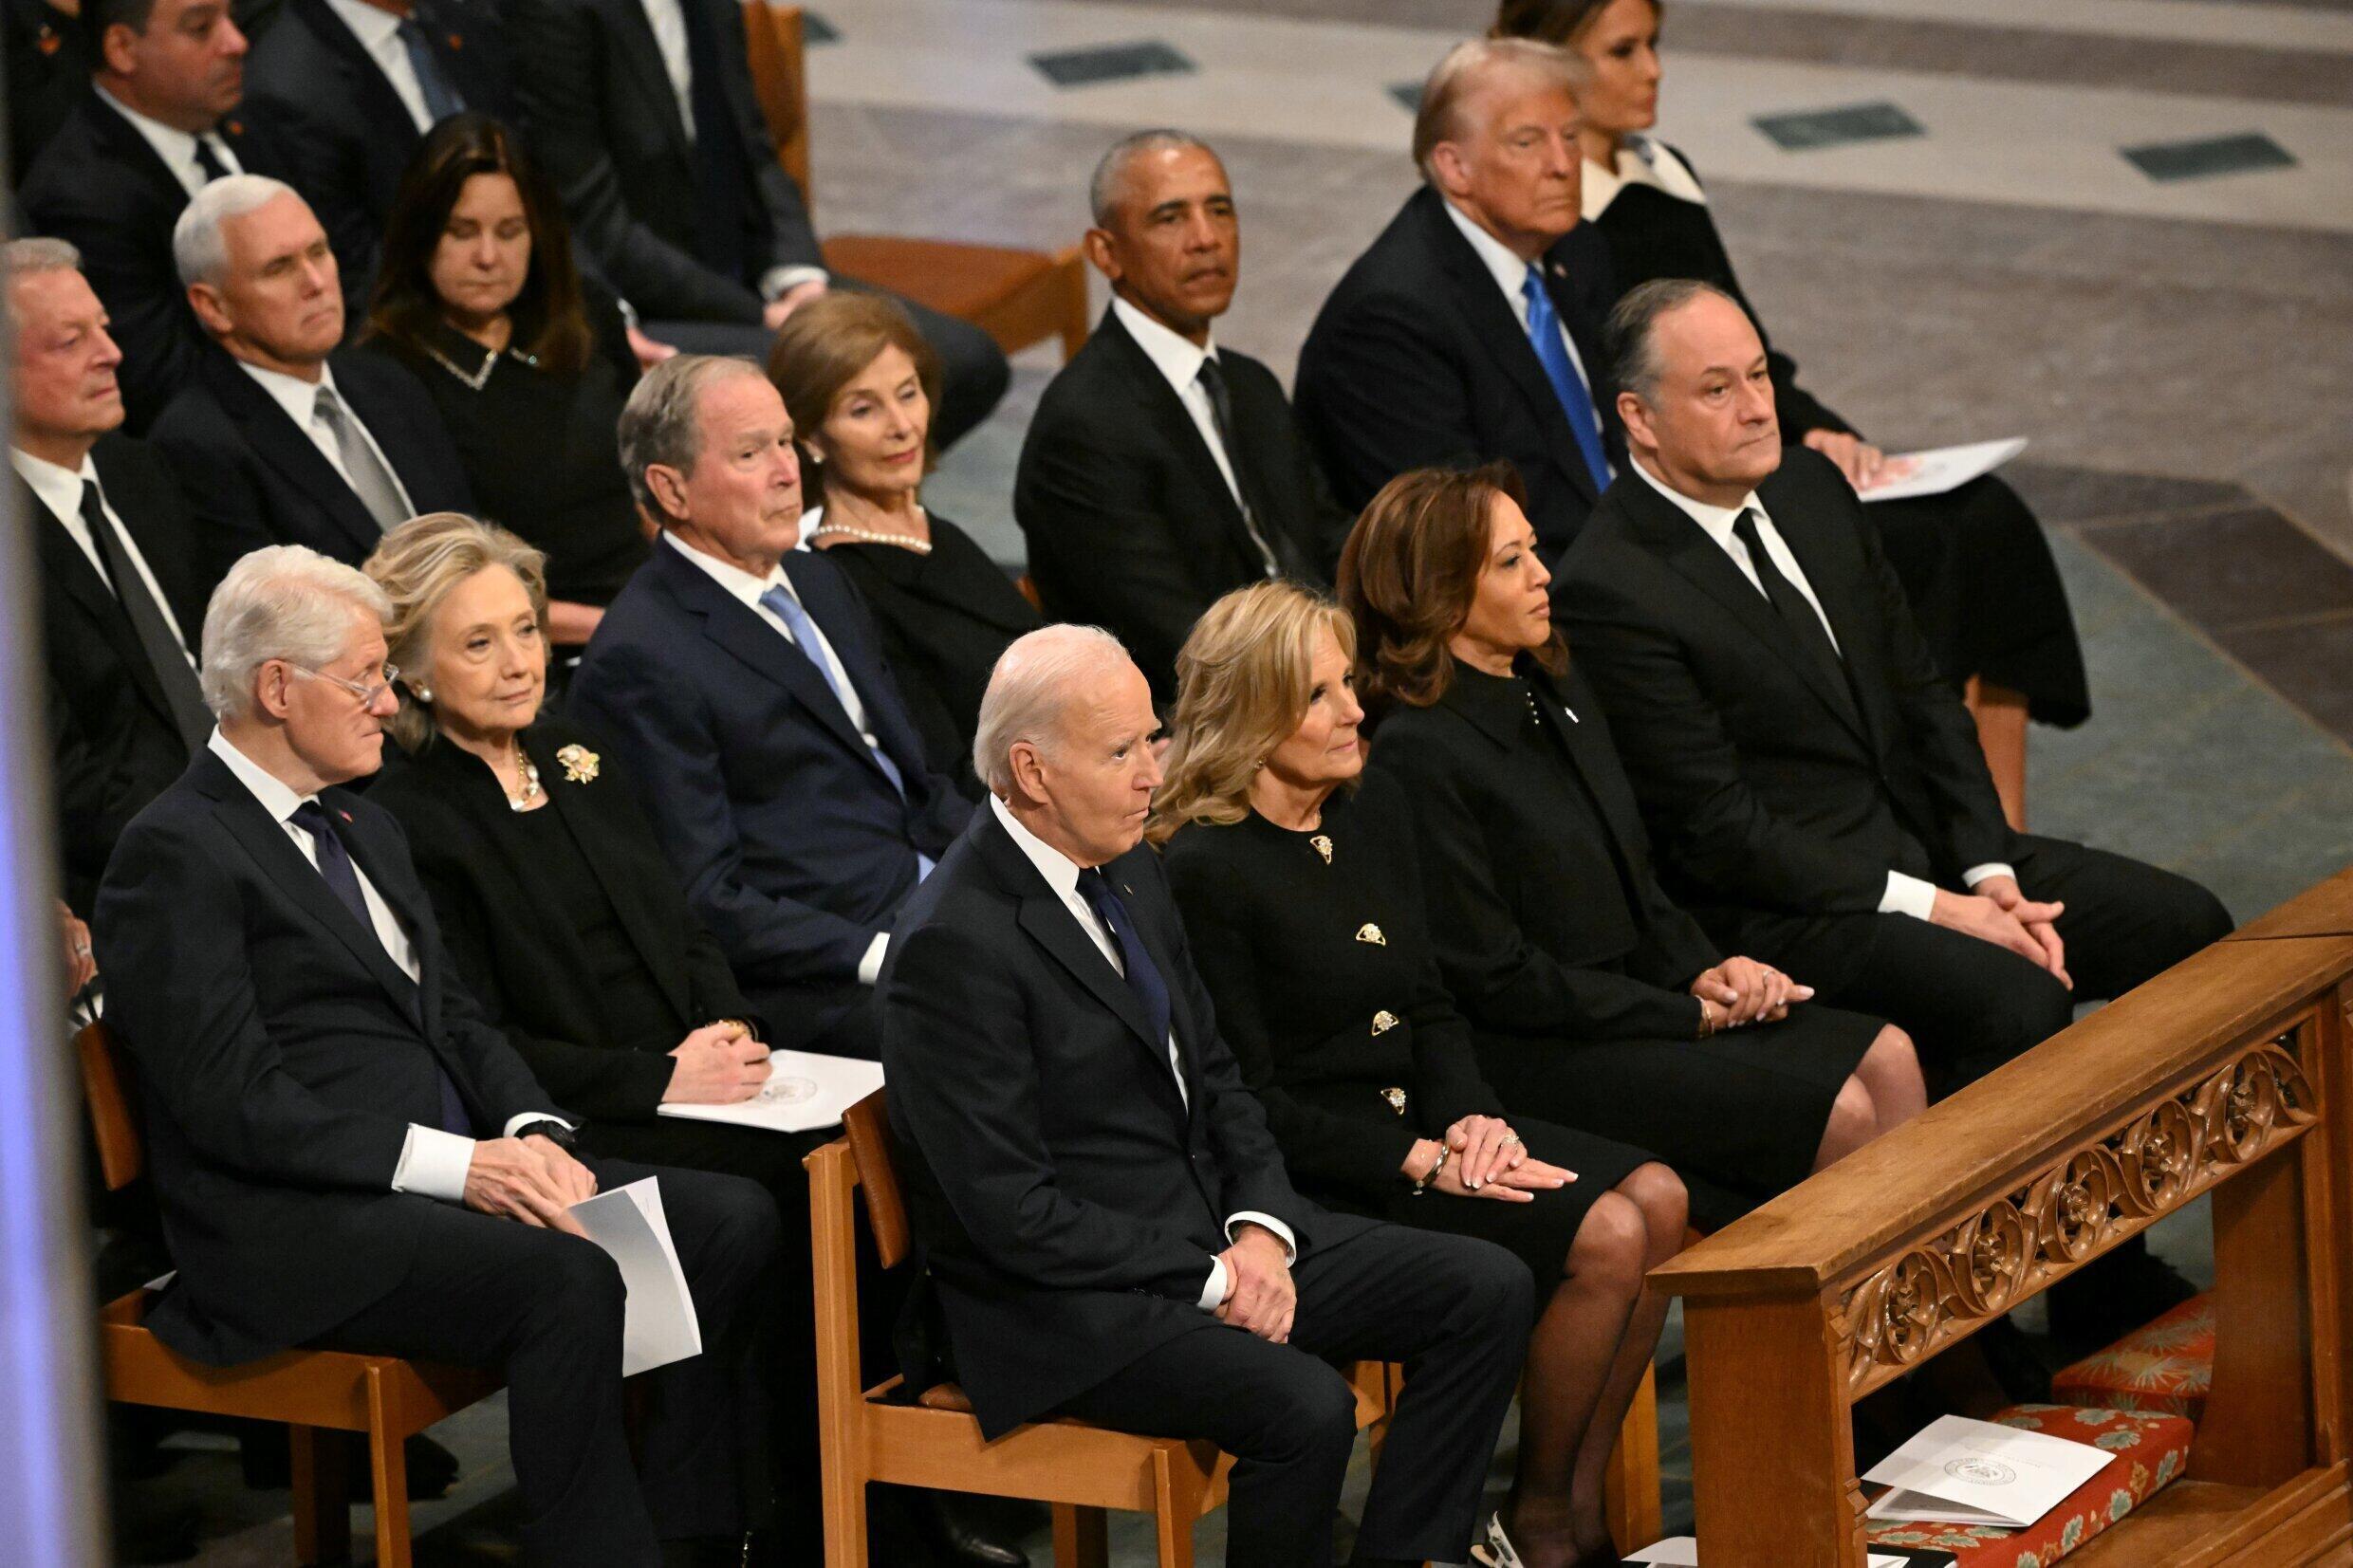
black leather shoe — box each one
[2047,1239,2200,1351]
[239,1428,459,1501]
[914,1490,1031,1568]
[112,1493,199,1564]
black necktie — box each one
[395,16,467,122]
[1194,356,1292,580]
[80,481,212,749]
[289,801,471,1135]
[192,135,230,182]
[675,0,752,284]
[1731,507,1850,700]
[1077,869,1174,1063]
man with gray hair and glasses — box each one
[95,542,787,1566]
[147,174,472,568]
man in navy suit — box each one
[147,175,472,568]
[570,355,973,1059]
[95,544,782,1566]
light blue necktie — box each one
[759,583,933,879]
[1521,263,1614,494]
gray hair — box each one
[973,624,1133,794]
[616,353,769,523]
[1,237,83,286]
[1087,129,1217,227]
[1606,277,1736,404]
[1412,37,1587,182]
[173,174,304,288]
[200,544,393,720]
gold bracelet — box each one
[1410,1143,1450,1196]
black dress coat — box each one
[811,513,1039,798]
[1013,307,1349,697]
[1294,185,1626,562]
[1366,656,1879,1220]
[33,434,215,915]
[1586,143,2087,724]
[18,90,297,432]
[148,344,475,568]
[5,0,87,187]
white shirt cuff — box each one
[1962,863,2015,889]
[391,1124,475,1204]
[1880,871,1939,922]
[760,264,828,302]
[1227,1211,1297,1262]
[1198,1257,1228,1312]
[858,932,889,987]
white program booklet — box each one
[657,1047,884,1134]
[568,1177,702,1377]
[1858,437,2029,505]
[1629,1537,1905,1566]
[1863,1413,2112,1528]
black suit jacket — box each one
[1555,451,2016,947]
[566,541,972,1048]
[91,746,561,1364]
[148,344,472,567]
[34,434,215,915]
[1294,186,1625,561]
[365,716,758,1122]
[505,0,818,324]
[1013,307,1348,696]
[880,806,1366,1435]
[243,0,517,306]
[5,0,89,187]
[19,91,295,433]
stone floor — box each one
[154,0,2350,1559]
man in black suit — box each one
[242,0,516,306]
[6,0,91,185]
[8,239,214,921]
[881,624,1531,1568]
[1296,39,1621,563]
[1013,131,1349,700]
[148,175,472,566]
[18,0,295,432]
[503,0,1008,448]
[93,543,783,1565]
[570,355,973,1060]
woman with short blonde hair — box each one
[368,511,550,754]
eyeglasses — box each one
[286,661,400,707]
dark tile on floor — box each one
[2005,461,2250,526]
[801,9,839,44]
[2122,131,2298,183]
[2211,617,2353,748]
[1028,40,1194,88]
[1387,81,1422,113]
[2075,506,2353,630]
[1751,101,1924,152]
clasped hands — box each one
[462,1132,598,1236]
[1690,955,1812,1032]
[1934,875,2071,987]
[1401,1116,1575,1205]
[663,1020,771,1104]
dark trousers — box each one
[646,282,1010,451]
[1052,1225,1532,1568]
[308,1159,782,1565]
[1755,834,2233,1095]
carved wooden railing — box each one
[1652,870,2353,1566]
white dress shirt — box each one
[988,794,1296,1312]
[96,84,242,197]
[1582,135,1707,223]
[235,360,418,518]
[11,447,195,661]
[663,531,895,981]
[322,0,436,134]
[1628,459,2010,918]
[1440,197,1613,481]
[1111,296,1249,516]
[205,730,567,1201]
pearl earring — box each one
[413,683,434,704]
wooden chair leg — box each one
[1603,1362,1663,1554]
[364,1367,414,1568]
[1150,1448,1201,1568]
[288,1423,350,1566]
[1051,1502,1109,1568]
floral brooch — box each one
[555,744,601,784]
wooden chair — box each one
[739,3,1092,362]
[807,1090,1397,1568]
[75,1023,501,1568]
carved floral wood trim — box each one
[1835,1023,2320,1398]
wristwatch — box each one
[513,1118,579,1152]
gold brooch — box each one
[1371,1010,1398,1035]
[1309,835,1333,864]
[1355,923,1385,946]
[555,744,600,784]
[1380,1086,1407,1116]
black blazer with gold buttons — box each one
[1162,769,1504,1203]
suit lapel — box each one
[1099,313,1262,567]
[334,798,445,1042]
[530,731,694,1024]
[28,478,177,728]
[83,92,191,207]
[657,546,876,767]
[295,0,421,148]
[1762,475,1892,756]
[604,0,693,161]
[784,552,929,785]
[206,355,384,560]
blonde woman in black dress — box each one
[1156,580,1683,1568]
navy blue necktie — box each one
[1521,263,1613,494]
[290,801,471,1135]
[395,17,467,124]
[1077,868,1173,1061]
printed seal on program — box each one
[1944,1457,2018,1486]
